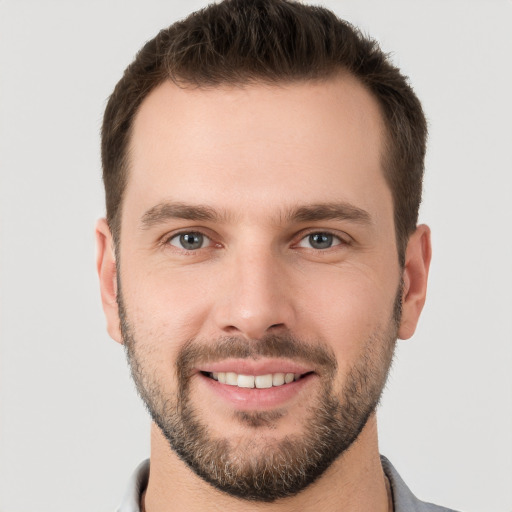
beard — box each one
[119,286,401,502]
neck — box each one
[143,415,390,512]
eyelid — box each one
[158,227,351,252]
[168,231,210,249]
[161,228,221,252]
[294,229,352,249]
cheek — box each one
[295,265,398,365]
[120,263,214,360]
[120,267,230,406]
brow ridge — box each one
[288,203,372,225]
[140,202,224,229]
[140,200,372,229]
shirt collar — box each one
[117,459,149,512]
[117,455,453,512]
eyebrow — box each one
[140,200,372,229]
[286,203,372,225]
[140,202,229,229]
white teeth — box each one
[272,373,285,386]
[226,372,238,385]
[255,374,273,389]
[209,371,304,388]
[284,373,295,384]
[237,374,255,388]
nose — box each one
[212,248,296,340]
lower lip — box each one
[198,372,317,410]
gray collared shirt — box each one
[117,456,460,512]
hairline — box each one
[110,72,406,264]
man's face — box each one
[105,76,408,500]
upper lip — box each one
[196,358,314,376]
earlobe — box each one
[398,224,432,340]
[95,218,123,344]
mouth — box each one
[201,371,314,389]
[195,359,318,410]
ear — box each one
[95,218,123,344]
[398,224,432,340]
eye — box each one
[168,231,210,251]
[297,232,342,250]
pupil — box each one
[310,233,332,249]
[180,233,203,250]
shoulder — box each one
[381,456,462,512]
[116,459,149,512]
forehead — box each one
[125,75,390,224]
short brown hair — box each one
[102,0,427,264]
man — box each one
[96,1,456,510]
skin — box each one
[96,74,431,512]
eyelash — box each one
[296,231,347,250]
[164,231,217,253]
[162,229,351,253]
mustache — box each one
[176,333,338,379]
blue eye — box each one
[169,232,209,250]
[298,232,341,249]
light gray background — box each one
[1,1,511,511]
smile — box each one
[204,371,308,389]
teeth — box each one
[237,374,255,388]
[210,371,303,388]
[272,373,285,386]
[285,373,295,384]
[225,372,238,385]
[254,374,273,389]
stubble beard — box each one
[119,288,401,502]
